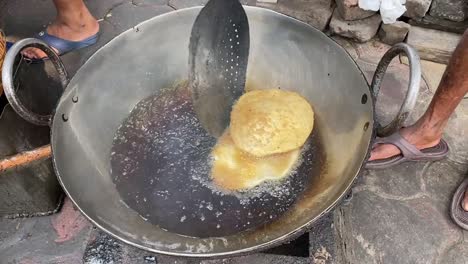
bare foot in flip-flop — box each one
[366,124,449,169]
[369,126,442,161]
[22,3,99,59]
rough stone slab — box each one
[439,240,468,264]
[404,0,432,18]
[358,162,427,198]
[335,0,376,21]
[201,254,310,264]
[429,0,468,22]
[257,0,334,31]
[0,198,93,264]
[329,10,381,42]
[423,161,466,210]
[0,0,55,38]
[83,224,319,264]
[378,21,410,45]
[406,26,462,64]
[335,191,462,264]
[444,99,468,164]
[84,0,127,20]
[409,15,468,35]
[85,229,191,264]
[83,230,125,264]
[308,213,336,264]
[122,240,190,263]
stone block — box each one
[405,0,432,18]
[329,10,381,42]
[378,21,410,45]
[336,190,462,264]
[335,0,376,21]
[409,15,468,35]
[257,0,334,31]
[406,26,462,64]
[429,0,467,22]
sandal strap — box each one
[374,132,424,159]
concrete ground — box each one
[1,0,468,263]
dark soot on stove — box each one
[110,84,325,238]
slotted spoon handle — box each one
[188,0,249,137]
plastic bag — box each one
[381,0,407,24]
[359,0,406,23]
[359,0,381,11]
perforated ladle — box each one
[188,0,250,137]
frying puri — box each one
[210,89,314,191]
[230,89,314,157]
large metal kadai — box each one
[2,6,420,258]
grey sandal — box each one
[366,131,449,170]
[451,178,468,230]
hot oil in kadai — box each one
[110,83,325,238]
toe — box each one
[462,189,468,211]
[21,47,47,59]
[462,200,468,211]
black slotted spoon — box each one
[188,0,250,137]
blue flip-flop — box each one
[6,41,13,51]
[5,30,98,62]
[35,30,99,56]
